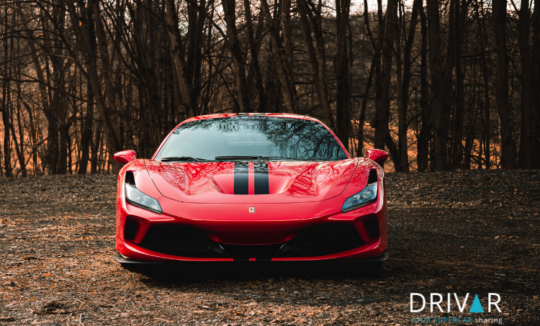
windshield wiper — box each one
[215,156,299,161]
[215,156,258,160]
[161,156,207,162]
[262,156,301,161]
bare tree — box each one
[417,3,430,172]
[517,0,533,168]
[533,0,540,168]
[395,0,421,172]
[222,0,250,113]
[297,0,335,130]
[492,0,518,168]
[0,0,539,177]
[244,0,266,112]
[164,0,193,118]
[260,0,298,114]
[335,0,352,148]
[372,0,399,167]
[450,0,468,169]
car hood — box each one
[144,159,358,204]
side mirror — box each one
[114,150,137,165]
[365,149,388,164]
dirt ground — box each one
[0,170,539,325]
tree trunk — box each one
[335,0,352,149]
[397,0,421,172]
[439,0,457,170]
[164,0,193,119]
[478,1,491,170]
[78,4,96,175]
[372,0,398,162]
[10,9,27,177]
[244,0,266,112]
[395,2,404,169]
[22,102,39,175]
[518,0,533,168]
[427,0,450,171]
[462,107,479,169]
[14,80,27,176]
[79,81,94,174]
[1,112,11,177]
[492,0,518,168]
[357,0,383,157]
[222,0,250,113]
[428,0,443,168]
[532,0,540,168]
[93,0,123,167]
[1,9,12,177]
[451,0,467,169]
[0,136,2,177]
[1,77,12,177]
[187,0,204,116]
[297,0,335,130]
[58,116,68,174]
[282,0,294,59]
[91,122,101,174]
[260,0,297,113]
[44,0,66,174]
[417,4,430,172]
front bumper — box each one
[116,193,388,262]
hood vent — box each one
[125,171,136,186]
[367,169,378,184]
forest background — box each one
[0,0,539,176]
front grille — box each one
[292,224,366,256]
[135,223,366,258]
[138,225,212,257]
[221,243,282,259]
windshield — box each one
[154,117,348,161]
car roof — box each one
[181,113,324,125]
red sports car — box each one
[114,113,389,265]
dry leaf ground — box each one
[0,170,539,325]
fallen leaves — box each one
[0,172,538,324]
[34,300,67,315]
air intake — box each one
[138,225,212,257]
[292,224,366,256]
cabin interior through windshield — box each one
[155,117,348,161]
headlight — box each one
[125,184,162,214]
[341,182,377,212]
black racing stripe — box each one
[254,162,269,194]
[234,162,249,194]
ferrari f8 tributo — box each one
[114,113,389,265]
